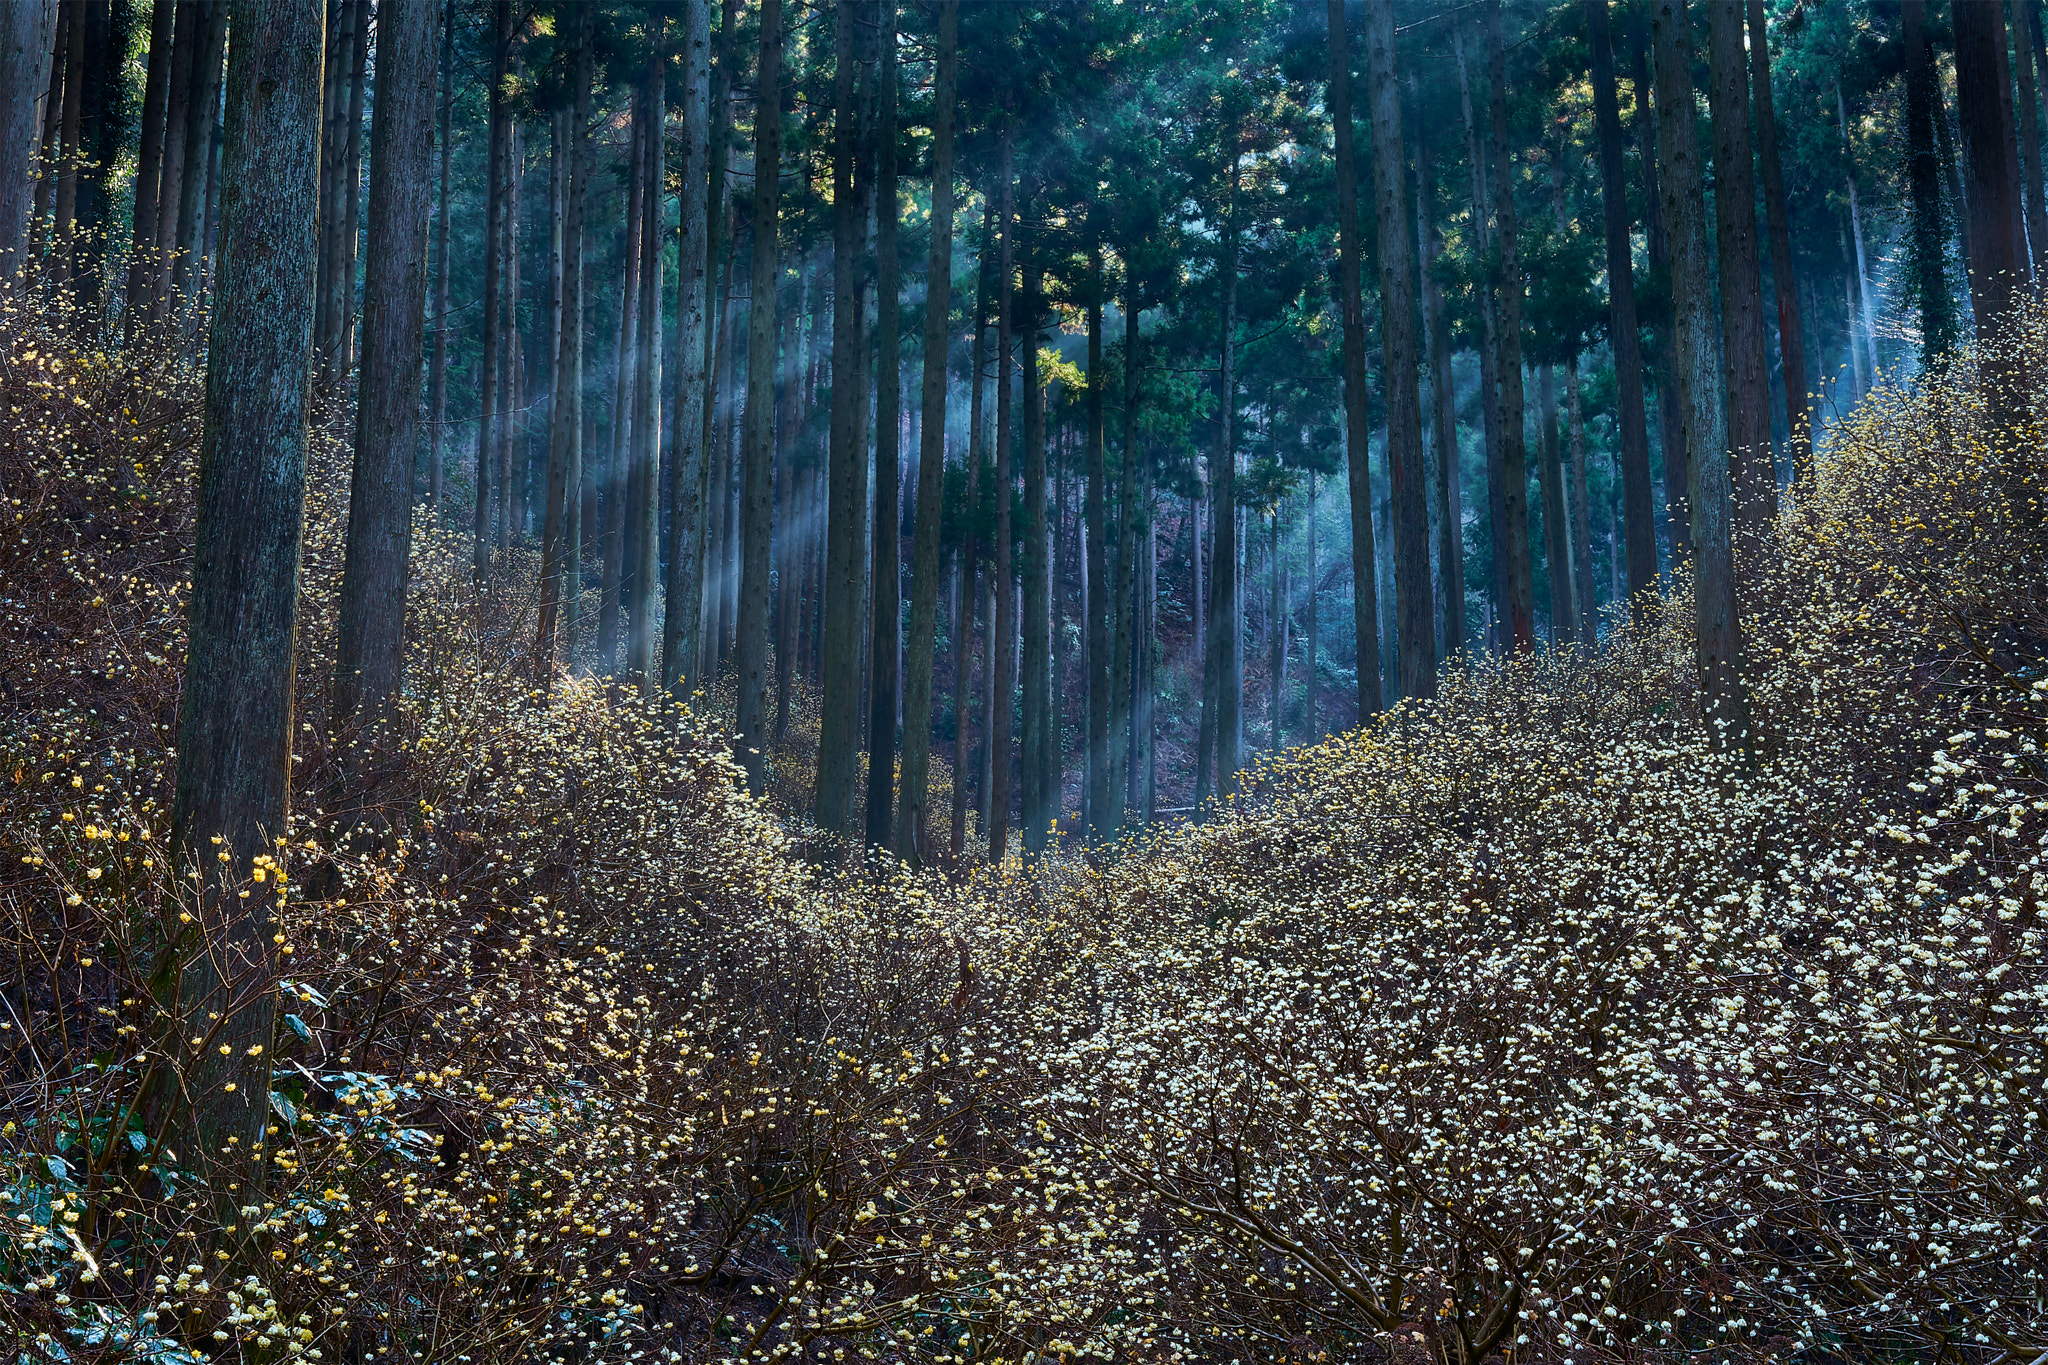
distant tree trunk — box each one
[1631,21,1687,572]
[1303,474,1317,737]
[988,123,1017,859]
[48,0,83,298]
[898,0,955,864]
[774,281,797,738]
[1083,246,1111,845]
[0,0,58,288]
[1565,361,1597,640]
[1107,265,1139,827]
[1326,0,1384,712]
[173,0,229,307]
[428,0,453,507]
[601,106,644,673]
[120,0,172,332]
[1486,0,1534,651]
[1415,87,1464,658]
[1206,160,1241,795]
[2015,0,2048,279]
[1903,0,1960,367]
[1020,249,1050,852]
[538,10,593,675]
[1705,0,1775,536]
[817,0,866,834]
[335,0,434,727]
[500,110,523,548]
[733,0,781,793]
[865,2,902,849]
[473,0,509,578]
[168,0,322,1177]
[70,0,117,302]
[663,0,712,695]
[1745,0,1810,485]
[953,203,990,859]
[315,0,357,373]
[1651,0,1749,750]
[1364,0,1433,699]
[1268,504,1282,750]
[1585,0,1658,606]
[696,0,736,683]
[1956,0,2029,385]
[1536,366,1574,643]
[1835,82,1881,384]
[629,46,665,690]
[1937,68,1977,282]
[1454,24,1508,646]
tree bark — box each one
[898,0,955,864]
[1585,0,1657,606]
[1743,0,1810,486]
[1019,248,1050,852]
[734,0,781,793]
[174,0,229,306]
[1083,245,1110,844]
[2014,0,2048,280]
[1630,21,1687,573]
[1903,0,1960,367]
[865,1,902,849]
[988,123,1018,858]
[0,0,57,288]
[1651,0,1749,751]
[818,0,867,834]
[1454,24,1508,648]
[1485,0,1534,652]
[663,0,713,696]
[1537,365,1574,643]
[335,0,434,726]
[1206,161,1240,794]
[1108,263,1139,826]
[1415,85,1464,659]
[49,0,83,298]
[629,44,666,691]
[168,0,322,1178]
[120,0,172,332]
[473,0,509,578]
[1956,0,2030,384]
[539,10,593,675]
[1566,360,1597,641]
[1705,0,1774,536]
[1364,0,1433,699]
[601,104,644,673]
[1327,0,1384,712]
[315,0,357,372]
[954,200,990,859]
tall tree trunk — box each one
[1268,505,1283,750]
[174,0,229,307]
[121,0,173,333]
[663,0,713,695]
[601,106,645,673]
[168,0,322,1182]
[2015,0,2048,278]
[1486,0,1534,651]
[697,0,737,684]
[1631,21,1687,573]
[0,0,58,289]
[898,0,956,864]
[315,0,357,373]
[335,0,434,725]
[1206,168,1241,794]
[1956,0,2030,386]
[865,2,902,849]
[1083,245,1111,845]
[1364,0,1433,699]
[70,0,115,305]
[1454,24,1508,647]
[629,46,665,690]
[953,202,990,859]
[1415,86,1464,658]
[1326,0,1384,712]
[1836,83,1881,384]
[1742,0,1810,486]
[49,0,83,299]
[1566,360,1597,641]
[988,123,1017,860]
[1020,248,1050,852]
[538,9,593,674]
[1107,265,1138,827]
[734,0,781,793]
[1903,0,1960,367]
[817,0,867,834]
[1303,475,1317,738]
[474,0,509,578]
[1537,365,1574,642]
[427,0,453,507]
[1585,0,1658,606]
[500,112,524,546]
[1651,0,1749,750]
[1706,0,1775,535]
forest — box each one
[1,0,2046,1360]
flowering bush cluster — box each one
[1,295,2046,1365]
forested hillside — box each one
[0,0,2045,1362]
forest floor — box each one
[2,311,2046,1362]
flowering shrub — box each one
[1,297,2046,1365]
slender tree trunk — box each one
[734,0,781,793]
[335,0,434,726]
[1454,25,1508,649]
[1566,360,1596,641]
[0,0,55,289]
[1327,0,1384,712]
[168,0,322,1179]
[315,0,356,372]
[1651,0,1748,750]
[427,0,453,508]
[1585,0,1658,606]
[601,106,644,673]
[1903,0,1960,367]
[817,0,866,834]
[538,10,593,674]
[986,124,1018,859]
[1835,83,1881,384]
[1020,247,1050,852]
[697,0,736,683]
[173,0,229,309]
[774,279,797,737]
[2015,0,2048,279]
[1706,0,1775,536]
[1957,0,2030,382]
[1084,246,1111,845]
[953,209,989,859]
[48,0,83,299]
[1303,475,1317,738]
[898,0,956,863]
[1744,0,1810,484]
[1268,505,1282,750]
[629,46,665,690]
[663,0,713,695]
[1207,177,1241,794]
[500,111,524,547]
[69,0,115,306]
[1485,1,1534,651]
[120,0,172,331]
[1631,22,1687,573]
[1415,91,1464,658]
[1537,365,1574,644]
[1107,268,1138,827]
[474,0,509,579]
[1364,0,1433,699]
[865,2,902,849]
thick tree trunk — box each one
[1486,0,1534,651]
[1327,0,1384,712]
[817,0,867,834]
[1745,0,1810,484]
[538,11,593,675]
[1364,0,1433,699]
[629,48,666,690]
[898,0,956,863]
[1651,0,1748,750]
[663,0,713,695]
[1020,250,1050,852]
[335,0,434,725]
[1903,0,1960,367]
[1585,0,1658,606]
[734,0,781,793]
[0,0,57,287]
[168,0,322,1180]
[427,0,453,507]
[865,3,902,849]
[1956,0,2030,382]
[1706,0,1775,536]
